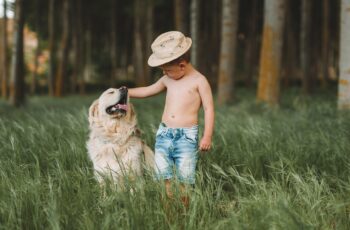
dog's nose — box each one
[120,86,128,93]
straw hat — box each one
[147,31,192,67]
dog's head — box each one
[89,87,135,127]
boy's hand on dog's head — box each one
[199,136,212,152]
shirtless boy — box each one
[128,31,215,207]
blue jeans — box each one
[154,123,199,184]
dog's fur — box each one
[87,87,154,184]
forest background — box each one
[0,0,349,108]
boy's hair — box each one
[162,51,191,66]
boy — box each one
[128,31,214,207]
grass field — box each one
[0,89,349,229]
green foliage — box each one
[0,90,349,229]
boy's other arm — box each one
[128,77,166,98]
[198,77,215,151]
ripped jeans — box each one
[154,123,199,184]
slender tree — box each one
[244,0,259,87]
[55,0,70,97]
[48,0,55,96]
[320,0,330,88]
[31,41,40,95]
[257,0,286,106]
[134,0,145,86]
[190,0,199,68]
[0,19,2,91]
[283,0,298,88]
[70,1,77,93]
[174,0,187,34]
[207,0,222,89]
[217,0,239,105]
[300,0,312,94]
[338,0,350,109]
[1,0,8,98]
[84,25,92,88]
[10,0,25,106]
[71,0,83,93]
[110,0,118,86]
[77,0,85,95]
[145,0,154,83]
[31,0,40,95]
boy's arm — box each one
[128,76,166,98]
[198,76,215,151]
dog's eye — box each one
[107,91,114,94]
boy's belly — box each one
[161,110,198,128]
[162,92,201,128]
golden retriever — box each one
[87,87,154,184]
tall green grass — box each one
[0,89,349,229]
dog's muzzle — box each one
[106,87,128,115]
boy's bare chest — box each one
[166,79,199,97]
[166,81,199,99]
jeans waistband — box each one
[159,122,198,135]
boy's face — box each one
[160,62,186,80]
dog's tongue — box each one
[117,104,128,111]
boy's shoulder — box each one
[191,70,210,86]
[194,71,208,81]
[190,67,208,79]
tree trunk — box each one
[338,0,350,109]
[202,1,212,77]
[10,0,25,107]
[121,19,132,80]
[31,40,40,95]
[134,0,145,86]
[283,0,298,89]
[110,0,118,87]
[0,21,2,93]
[48,0,55,96]
[208,0,221,90]
[257,0,286,106]
[84,26,92,91]
[70,10,78,93]
[217,0,239,105]
[320,0,330,88]
[71,0,83,93]
[145,0,154,83]
[55,0,70,97]
[77,0,85,95]
[190,0,199,68]
[31,0,40,95]
[174,0,187,34]
[1,0,8,98]
[244,0,258,87]
[300,0,312,94]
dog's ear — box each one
[88,100,99,126]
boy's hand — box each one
[199,136,212,151]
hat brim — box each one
[147,38,192,67]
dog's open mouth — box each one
[106,95,128,115]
